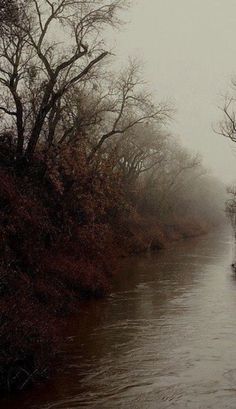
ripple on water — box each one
[4,228,236,409]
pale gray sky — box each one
[113,0,236,183]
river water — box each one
[5,226,236,409]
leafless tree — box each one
[47,60,172,163]
[216,96,236,143]
[108,124,168,183]
[0,0,125,163]
[86,61,172,161]
[137,141,203,217]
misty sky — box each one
[112,0,236,184]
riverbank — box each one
[0,157,214,394]
[3,227,233,409]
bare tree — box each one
[216,96,236,143]
[86,61,172,161]
[46,60,172,163]
[137,141,203,217]
[107,124,168,183]
[0,0,125,163]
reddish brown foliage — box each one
[0,146,125,391]
[0,144,211,392]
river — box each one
[4,226,236,409]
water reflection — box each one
[5,227,236,409]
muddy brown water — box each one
[4,227,236,409]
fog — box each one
[0,1,233,402]
[112,0,236,183]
